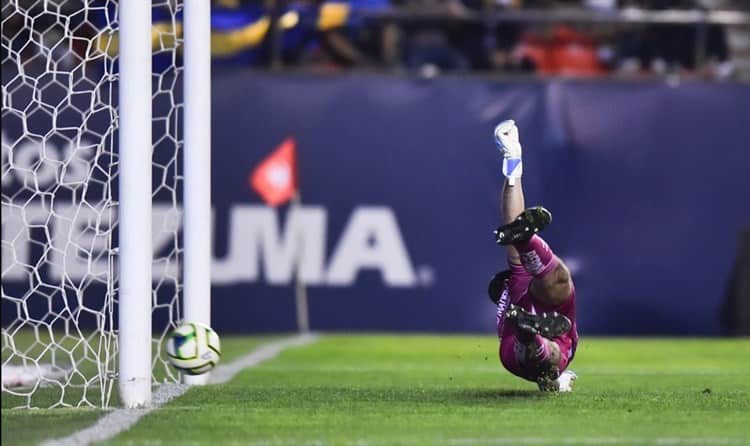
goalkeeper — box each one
[488,120,579,392]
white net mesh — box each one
[2,0,184,408]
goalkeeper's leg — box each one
[499,328,577,392]
[496,209,575,313]
[496,207,579,391]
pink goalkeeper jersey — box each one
[496,262,579,366]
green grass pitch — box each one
[3,335,750,445]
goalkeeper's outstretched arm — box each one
[501,179,525,264]
[495,120,525,264]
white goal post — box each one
[117,0,155,409]
[1,0,212,409]
[181,0,212,388]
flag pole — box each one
[292,191,310,333]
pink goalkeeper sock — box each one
[514,235,559,277]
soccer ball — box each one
[166,322,221,375]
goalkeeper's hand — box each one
[494,119,523,185]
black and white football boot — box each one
[494,206,552,246]
[505,304,572,340]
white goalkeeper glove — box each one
[494,119,523,186]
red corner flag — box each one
[249,137,298,207]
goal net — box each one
[2,0,185,408]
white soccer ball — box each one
[166,322,221,375]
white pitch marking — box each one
[175,437,743,446]
[41,334,319,446]
[444,438,743,446]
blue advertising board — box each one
[3,71,750,335]
[203,73,750,335]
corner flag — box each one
[249,137,297,206]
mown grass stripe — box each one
[40,334,319,446]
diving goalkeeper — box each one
[488,120,579,392]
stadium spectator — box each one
[508,25,606,76]
[3,0,747,78]
[402,27,472,73]
[298,0,395,69]
[611,1,734,78]
[210,0,271,66]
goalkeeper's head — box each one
[487,269,512,306]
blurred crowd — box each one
[2,0,750,80]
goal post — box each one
[118,0,154,409]
[1,0,212,409]
[182,0,213,387]
[118,0,215,402]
